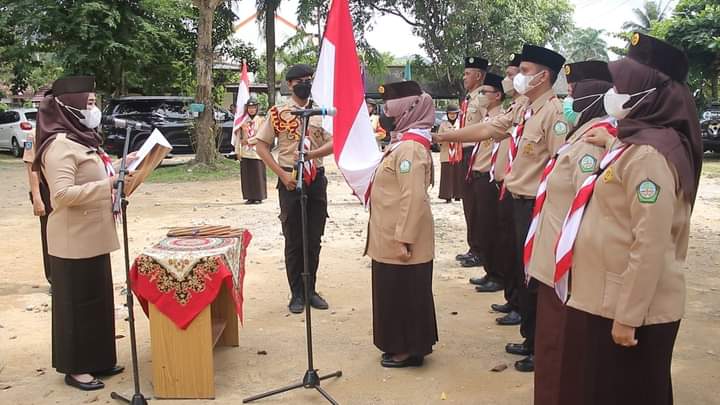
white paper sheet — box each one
[128,129,172,171]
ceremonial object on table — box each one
[130,233,251,399]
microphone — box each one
[102,116,153,131]
[290,107,337,117]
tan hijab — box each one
[384,92,436,133]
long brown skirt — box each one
[535,283,588,405]
[438,162,461,200]
[50,254,117,374]
[240,158,267,201]
[561,308,680,405]
[371,260,438,356]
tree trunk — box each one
[266,3,276,107]
[193,0,221,165]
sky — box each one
[232,0,678,59]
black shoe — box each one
[455,251,473,261]
[381,352,394,361]
[496,310,522,325]
[92,366,124,377]
[491,302,513,313]
[309,293,329,310]
[252,200,263,204]
[64,374,105,391]
[469,275,488,286]
[505,342,532,356]
[381,355,424,368]
[288,296,304,314]
[461,256,485,267]
[475,280,503,293]
[244,199,253,205]
[445,199,452,203]
[515,355,535,372]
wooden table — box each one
[149,282,238,399]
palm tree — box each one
[561,28,609,63]
[621,0,672,33]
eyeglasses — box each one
[480,89,500,95]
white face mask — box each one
[513,71,543,95]
[602,87,656,120]
[56,99,103,129]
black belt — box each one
[471,171,491,180]
[511,193,535,200]
[282,166,325,175]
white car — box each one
[0,108,37,158]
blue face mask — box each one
[562,97,579,126]
[562,93,605,127]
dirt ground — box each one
[1,153,719,405]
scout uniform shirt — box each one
[568,141,690,328]
[471,105,504,173]
[22,130,36,164]
[462,87,487,148]
[366,139,434,265]
[252,99,332,169]
[236,115,266,160]
[505,89,569,198]
[438,120,459,163]
[527,117,607,287]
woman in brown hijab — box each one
[34,76,130,391]
[365,81,438,368]
[560,33,703,405]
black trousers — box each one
[496,185,519,308]
[277,171,328,298]
[470,172,502,280]
[512,197,537,351]
[460,147,483,258]
[29,182,53,284]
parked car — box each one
[701,101,720,153]
[0,108,37,157]
[100,96,235,157]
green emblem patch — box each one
[578,154,597,173]
[399,160,412,173]
[636,179,660,204]
[553,121,568,136]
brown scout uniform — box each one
[236,115,266,160]
[252,99,332,298]
[23,131,53,284]
[438,120,462,200]
[41,134,119,259]
[460,86,488,259]
[366,141,434,265]
[568,142,689,327]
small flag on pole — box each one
[232,61,250,146]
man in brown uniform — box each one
[436,45,568,371]
[456,56,489,268]
[438,105,461,202]
[464,72,506,293]
[252,64,334,314]
[23,130,53,286]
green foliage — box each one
[621,1,673,33]
[652,0,720,103]
[0,0,258,97]
[555,27,609,63]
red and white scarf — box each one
[302,136,317,185]
[499,108,532,198]
[554,140,627,302]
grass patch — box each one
[146,157,276,183]
[702,158,720,178]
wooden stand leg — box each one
[212,283,240,347]
[149,304,215,399]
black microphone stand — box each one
[110,124,150,405]
[243,111,342,404]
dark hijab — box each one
[569,79,613,137]
[609,57,703,203]
[32,92,102,171]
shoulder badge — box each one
[25,140,33,150]
[399,160,412,174]
[578,154,597,173]
[636,179,660,204]
[553,121,568,136]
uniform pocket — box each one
[601,271,624,314]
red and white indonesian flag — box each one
[312,0,382,205]
[232,62,251,146]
